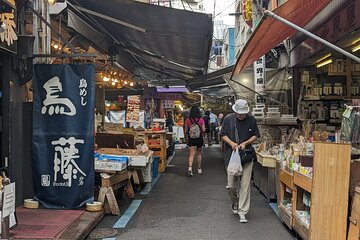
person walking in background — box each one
[209,109,217,144]
[165,111,175,132]
[144,105,152,129]
[185,106,206,176]
[203,111,211,146]
[220,99,260,223]
[218,113,224,127]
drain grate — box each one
[89,228,118,239]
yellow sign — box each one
[243,0,252,21]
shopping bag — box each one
[227,148,243,176]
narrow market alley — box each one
[88,146,294,240]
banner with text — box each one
[32,64,95,209]
[254,56,266,103]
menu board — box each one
[126,95,140,122]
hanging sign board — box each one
[161,100,175,109]
[0,0,18,53]
[126,95,140,122]
[254,56,266,103]
[32,64,95,209]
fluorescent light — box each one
[352,44,360,52]
[316,59,333,68]
[316,53,331,63]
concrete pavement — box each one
[88,145,294,240]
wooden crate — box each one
[257,153,277,168]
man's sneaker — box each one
[239,213,248,223]
[232,202,238,214]
[197,168,202,174]
[187,169,193,177]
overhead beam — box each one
[264,10,360,63]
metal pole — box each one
[264,10,360,63]
[28,4,78,53]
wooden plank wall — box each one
[310,142,351,240]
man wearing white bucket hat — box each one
[220,99,260,223]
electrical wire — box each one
[213,0,237,18]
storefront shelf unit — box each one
[292,142,351,240]
[144,131,167,173]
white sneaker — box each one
[239,213,248,223]
[197,168,202,174]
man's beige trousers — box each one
[227,162,254,215]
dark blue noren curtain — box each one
[32,64,95,209]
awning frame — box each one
[264,10,360,63]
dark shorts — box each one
[187,137,204,148]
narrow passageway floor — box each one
[90,145,294,240]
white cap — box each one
[232,99,250,114]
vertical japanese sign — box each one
[0,0,18,53]
[126,95,140,123]
[254,56,266,103]
[32,64,95,209]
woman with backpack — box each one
[185,106,206,176]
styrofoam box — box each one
[252,108,264,113]
[253,112,265,118]
[256,104,266,109]
[95,160,127,172]
[282,114,295,118]
[141,158,153,183]
[129,154,152,167]
[267,107,279,112]
[267,112,281,118]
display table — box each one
[97,170,135,216]
[255,152,277,202]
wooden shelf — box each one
[293,215,309,240]
[327,72,347,76]
[291,142,351,240]
[293,171,312,193]
[279,205,293,229]
[279,169,293,189]
[320,95,346,100]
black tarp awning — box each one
[187,65,233,90]
[68,0,213,83]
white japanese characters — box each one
[52,137,86,187]
[41,76,77,116]
[79,78,88,106]
[0,10,18,46]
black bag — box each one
[239,148,257,165]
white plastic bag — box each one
[227,149,243,176]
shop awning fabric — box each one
[187,65,233,90]
[68,0,213,82]
[232,0,331,77]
